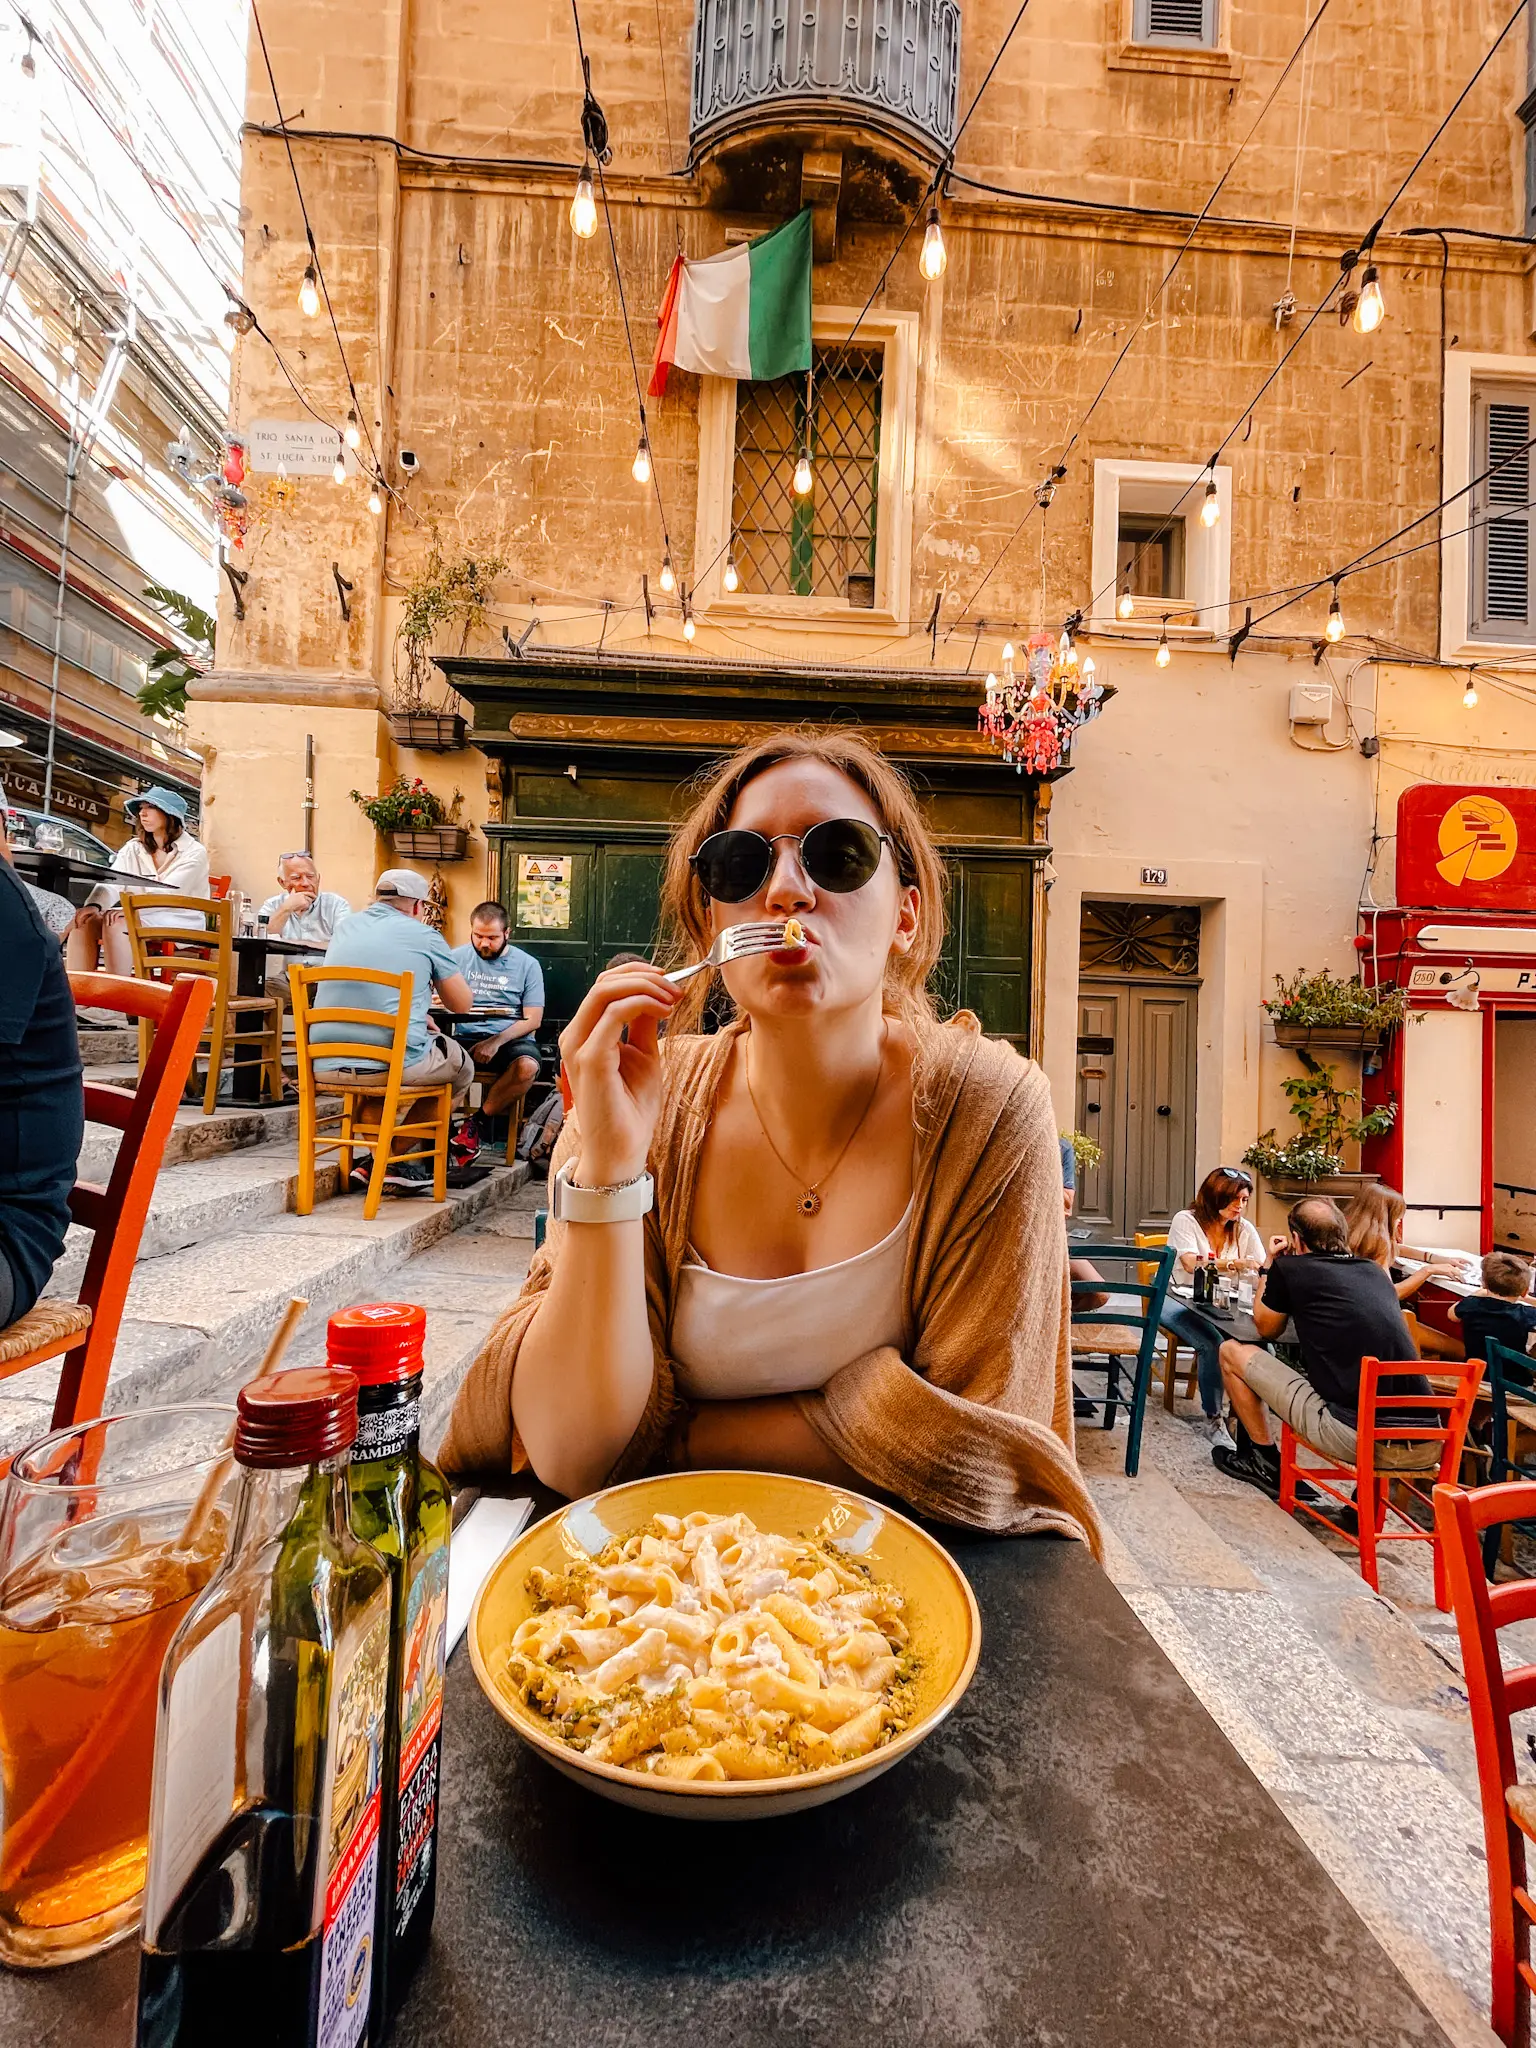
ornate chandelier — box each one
[979,630,1104,773]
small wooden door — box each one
[1074,984,1196,1239]
[932,857,1036,1055]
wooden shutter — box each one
[1136,0,1216,44]
[1471,384,1536,639]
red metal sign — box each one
[1396,784,1536,911]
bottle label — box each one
[146,1612,241,1929]
[394,1544,450,1935]
[354,1396,420,1462]
[317,1600,390,2048]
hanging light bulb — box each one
[368,482,383,516]
[1353,264,1385,336]
[570,162,598,240]
[344,409,362,452]
[299,262,320,319]
[919,205,947,283]
[632,433,652,486]
[19,33,35,79]
[723,551,739,593]
[793,446,813,496]
[1325,585,1345,643]
[1117,588,1135,620]
[1463,678,1479,708]
[682,606,696,644]
[1155,626,1171,669]
[1200,478,1221,528]
[332,444,347,486]
[659,553,676,595]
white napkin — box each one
[447,1496,535,1659]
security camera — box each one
[398,449,420,475]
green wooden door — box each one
[932,856,1035,1055]
[501,838,665,1042]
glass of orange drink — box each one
[0,1405,234,1968]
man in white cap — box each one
[313,870,475,1193]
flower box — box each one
[387,711,467,752]
[1260,1170,1378,1202]
[390,826,469,861]
[1270,1023,1384,1052]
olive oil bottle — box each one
[329,1305,452,2033]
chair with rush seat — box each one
[289,965,453,1223]
[1134,1229,1198,1410]
[1070,1241,1176,1477]
[0,971,214,1476]
[1435,1478,1536,2045]
[123,891,284,1114]
[1280,1353,1483,1609]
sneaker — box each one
[382,1157,435,1195]
[1212,1441,1282,1500]
[348,1156,373,1189]
[1205,1415,1238,1455]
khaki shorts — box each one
[1233,1349,1440,1472]
[325,1035,473,1105]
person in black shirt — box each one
[1454,1252,1536,1363]
[0,819,84,1330]
[1212,1196,1436,1500]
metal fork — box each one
[663,921,788,984]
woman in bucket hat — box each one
[65,784,210,976]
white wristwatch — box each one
[551,1159,655,1224]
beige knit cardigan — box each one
[439,1012,1102,1553]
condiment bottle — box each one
[137,1367,391,2048]
[329,1305,452,2032]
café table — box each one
[7,847,177,906]
[228,933,314,1105]
[1164,1279,1268,1351]
[3,1484,1456,2046]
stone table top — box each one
[2,1521,1452,2046]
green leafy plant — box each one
[1061,1129,1103,1174]
[350,776,448,833]
[138,581,215,721]
[1262,967,1408,1033]
[394,537,506,712]
[1243,1053,1396,1180]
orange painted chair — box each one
[1280,1353,1483,1609]
[0,971,213,1475]
[1434,1479,1536,2045]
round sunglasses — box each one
[690,819,891,903]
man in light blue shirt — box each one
[314,870,474,1191]
[449,900,545,1133]
[258,851,350,993]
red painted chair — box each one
[0,971,213,1473]
[1279,1354,1483,1609]
[1434,1479,1536,2045]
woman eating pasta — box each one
[441,730,1099,1551]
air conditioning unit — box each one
[1288,680,1333,726]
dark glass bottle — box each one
[136,1367,391,2048]
[330,1305,452,2033]
[1193,1257,1210,1306]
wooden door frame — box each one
[1079,973,1200,1237]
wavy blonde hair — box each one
[658,729,948,1034]
[1345,1182,1405,1268]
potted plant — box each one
[1242,1056,1395,1198]
[1262,968,1408,1051]
[388,537,506,750]
[350,777,471,861]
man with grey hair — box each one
[258,851,349,992]
[314,870,474,1193]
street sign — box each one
[246,419,360,477]
[1396,785,1536,912]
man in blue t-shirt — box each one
[315,870,474,1192]
[449,901,545,1134]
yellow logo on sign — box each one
[1436,795,1518,887]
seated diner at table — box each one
[1213,1196,1436,1499]
[1452,1250,1536,1362]
[440,731,1100,1550]
[1344,1181,1465,1359]
[1160,1165,1265,1444]
[63,785,209,978]
[449,900,545,1139]
[257,851,350,992]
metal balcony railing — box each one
[691,0,961,165]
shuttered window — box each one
[1133,0,1217,46]
[1470,384,1536,641]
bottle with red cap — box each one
[329,1304,451,2033]
[136,1366,391,2048]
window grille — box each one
[1471,383,1536,640]
[730,344,883,605]
[1133,0,1217,47]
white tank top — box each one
[670,1199,913,1400]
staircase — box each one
[0,1079,540,1466]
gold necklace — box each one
[744,1025,887,1218]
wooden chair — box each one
[1475,1338,1536,1574]
[1279,1354,1483,1609]
[289,965,453,1223]
[1134,1229,1198,1410]
[1434,1478,1536,2045]
[1070,1241,1177,1477]
[123,891,284,1114]
[0,971,213,1476]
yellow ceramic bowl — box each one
[469,1470,982,1819]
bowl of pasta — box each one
[469,1469,982,1818]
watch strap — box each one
[551,1160,655,1224]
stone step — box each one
[77,1097,301,1181]
[77,1026,138,1068]
[0,1163,529,1461]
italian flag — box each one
[649,209,812,396]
